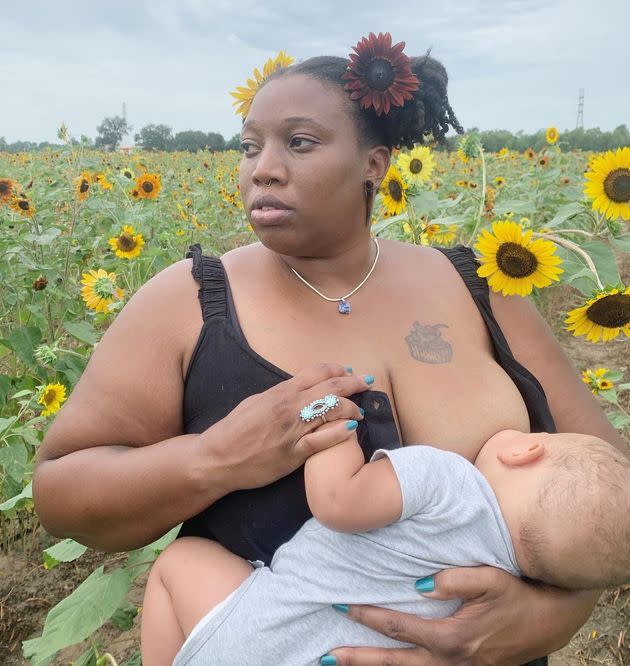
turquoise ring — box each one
[299,394,340,422]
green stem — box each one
[466,146,487,247]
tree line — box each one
[1,115,628,154]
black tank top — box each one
[179,242,556,565]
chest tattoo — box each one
[405,321,453,364]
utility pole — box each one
[576,89,584,129]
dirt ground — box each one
[1,261,629,666]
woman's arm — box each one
[34,259,369,552]
[304,430,402,532]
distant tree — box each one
[0,136,7,151]
[226,133,241,151]
[80,134,94,146]
[172,130,210,152]
[205,132,226,151]
[95,115,132,151]
[135,124,173,151]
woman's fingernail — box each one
[345,366,353,373]
[358,407,365,417]
[332,603,349,613]
[346,420,358,431]
[415,576,435,593]
[363,374,375,385]
[320,656,337,666]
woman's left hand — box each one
[324,566,599,665]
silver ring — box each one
[320,414,327,425]
[299,394,339,423]
[265,179,273,187]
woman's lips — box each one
[250,208,293,225]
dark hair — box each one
[263,51,464,150]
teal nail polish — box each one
[363,374,375,385]
[415,576,435,593]
[345,366,353,373]
[346,420,358,431]
[358,407,365,417]
[332,603,349,613]
[320,656,337,666]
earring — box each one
[365,180,374,194]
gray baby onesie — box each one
[173,445,521,666]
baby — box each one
[141,426,630,666]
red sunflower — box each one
[342,32,419,116]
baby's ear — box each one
[497,440,545,467]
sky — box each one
[1,0,628,145]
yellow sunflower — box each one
[81,268,125,313]
[10,194,35,218]
[497,147,509,158]
[95,173,114,190]
[456,147,470,164]
[475,220,564,296]
[120,167,135,179]
[494,176,506,187]
[379,164,408,216]
[397,146,435,185]
[135,173,161,200]
[0,178,17,205]
[456,179,468,188]
[38,383,67,416]
[537,155,550,168]
[565,286,630,343]
[426,223,458,245]
[524,148,536,160]
[75,172,92,201]
[545,127,559,145]
[583,147,630,220]
[108,225,145,259]
[230,51,294,118]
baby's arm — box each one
[303,426,402,533]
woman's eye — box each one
[240,142,259,155]
[290,137,315,149]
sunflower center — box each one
[43,389,57,405]
[117,232,137,252]
[0,181,9,195]
[123,170,132,179]
[495,242,538,278]
[18,199,30,210]
[80,179,89,193]
[93,276,116,299]
[409,159,423,174]
[586,294,630,328]
[142,181,154,193]
[366,58,395,91]
[603,168,630,203]
[387,179,403,202]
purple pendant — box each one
[338,299,351,314]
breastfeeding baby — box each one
[140,421,630,666]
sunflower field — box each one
[1,133,629,663]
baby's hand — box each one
[296,418,360,458]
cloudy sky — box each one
[1,0,628,144]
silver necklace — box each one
[286,238,380,314]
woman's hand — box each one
[324,566,600,665]
[210,362,370,493]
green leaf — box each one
[409,190,439,215]
[543,202,584,228]
[43,539,89,570]
[617,383,630,391]
[34,566,131,662]
[610,233,630,252]
[0,480,33,512]
[125,651,142,666]
[125,524,180,580]
[22,636,54,665]
[70,647,98,666]
[493,199,531,215]
[0,440,28,482]
[608,410,630,429]
[9,389,33,400]
[1,326,42,366]
[0,374,11,405]
[599,389,619,405]
[110,603,139,631]
[63,320,99,345]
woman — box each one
[33,35,625,665]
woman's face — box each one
[238,74,386,255]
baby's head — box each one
[475,430,630,590]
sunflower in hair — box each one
[583,147,630,220]
[342,32,419,116]
[379,164,408,216]
[397,146,435,185]
[230,51,294,118]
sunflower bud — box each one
[458,133,482,160]
[34,345,58,365]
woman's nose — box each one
[250,143,286,186]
